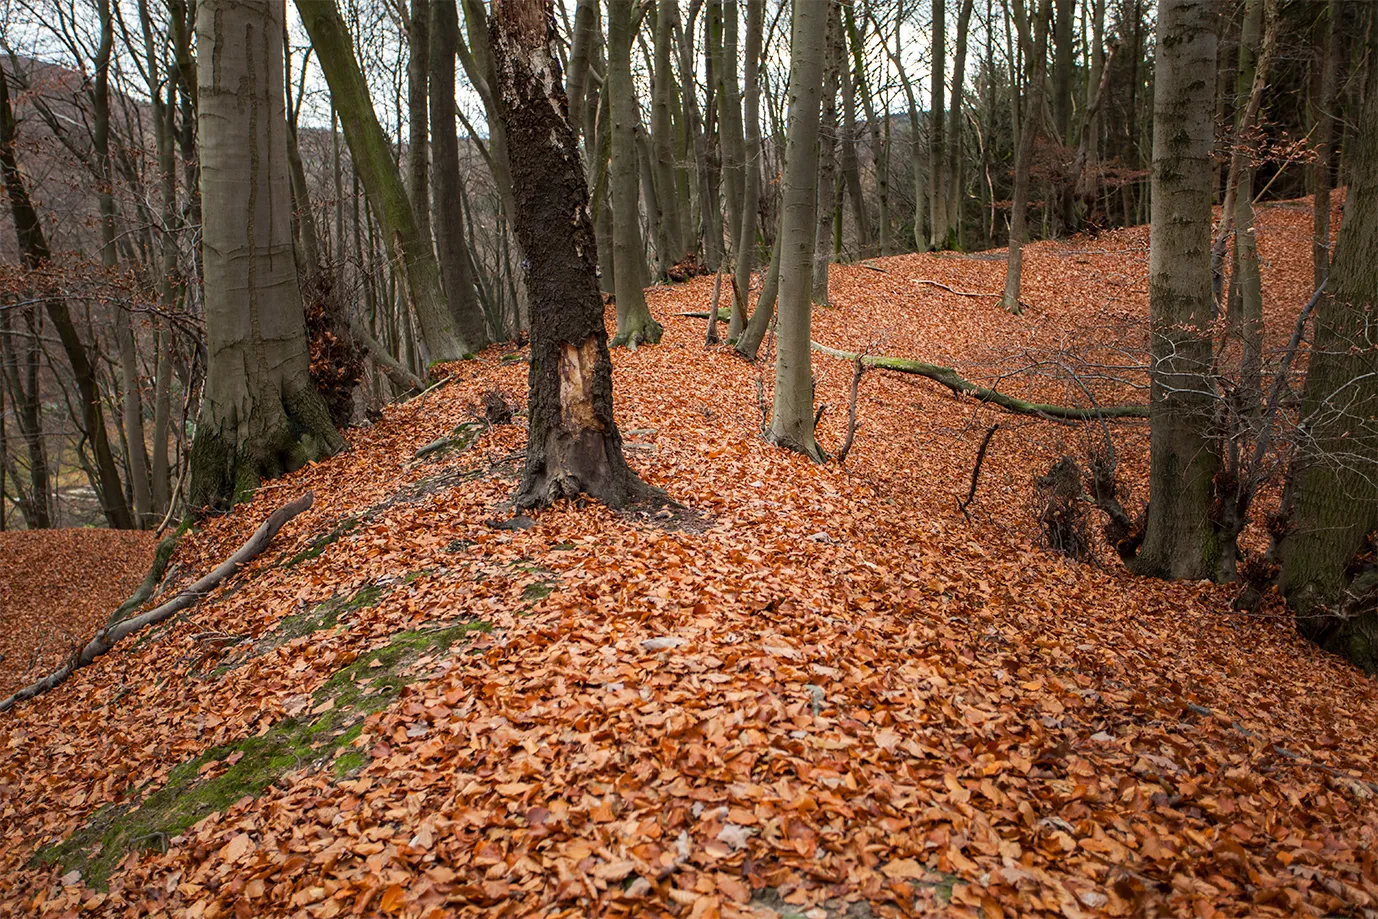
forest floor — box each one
[3,197,1376,919]
[0,527,157,696]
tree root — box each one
[0,492,315,714]
[810,342,1149,421]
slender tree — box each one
[1000,0,1050,313]
[1132,0,1221,580]
[296,0,475,361]
[489,0,653,507]
[768,0,829,461]
[607,0,664,346]
[190,0,344,510]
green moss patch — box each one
[283,516,360,568]
[36,619,488,888]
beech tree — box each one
[1277,52,1378,669]
[767,0,829,461]
[606,0,663,347]
[1132,0,1220,580]
[490,0,652,507]
[189,0,343,510]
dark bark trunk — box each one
[490,0,653,508]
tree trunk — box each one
[296,0,472,360]
[928,0,947,250]
[1052,0,1074,143]
[838,31,871,258]
[728,0,765,340]
[944,0,975,248]
[432,0,490,349]
[489,0,652,508]
[607,0,663,346]
[1312,0,1342,289]
[1132,0,1221,581]
[1000,0,1050,313]
[191,0,344,512]
[812,2,841,307]
[1277,51,1378,671]
[768,0,828,461]
[406,0,432,248]
[712,0,747,262]
[676,0,724,270]
[652,0,685,264]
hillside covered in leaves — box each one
[2,200,1375,919]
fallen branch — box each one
[811,342,1149,420]
[0,492,314,714]
[107,533,182,624]
[957,424,999,521]
[913,278,995,298]
[836,355,866,465]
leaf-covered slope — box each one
[2,199,1375,919]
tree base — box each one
[515,429,661,510]
[612,314,664,349]
[766,426,826,463]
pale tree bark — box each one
[607,0,663,346]
[432,0,490,348]
[1311,0,1342,290]
[711,0,747,261]
[406,0,432,247]
[812,1,841,307]
[676,0,724,270]
[838,29,871,258]
[846,3,888,254]
[1278,52,1378,671]
[1000,0,1050,313]
[1132,0,1221,581]
[768,0,828,461]
[296,0,473,360]
[928,0,946,250]
[489,0,652,508]
[652,0,685,264]
[190,0,344,511]
[943,0,975,248]
[728,0,765,341]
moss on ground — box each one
[284,517,360,568]
[36,619,488,888]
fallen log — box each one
[811,343,1149,421]
[0,492,314,714]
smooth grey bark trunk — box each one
[676,0,724,270]
[928,0,946,249]
[607,0,663,346]
[432,0,490,348]
[838,31,870,258]
[846,4,888,254]
[768,0,828,461]
[712,0,747,261]
[407,0,432,250]
[1001,0,1050,313]
[1277,50,1378,671]
[1312,0,1342,290]
[190,0,344,511]
[652,0,685,264]
[812,1,841,306]
[944,0,975,248]
[728,0,765,341]
[1132,0,1221,581]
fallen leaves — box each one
[0,198,1374,919]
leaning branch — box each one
[811,342,1149,420]
[0,492,315,714]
